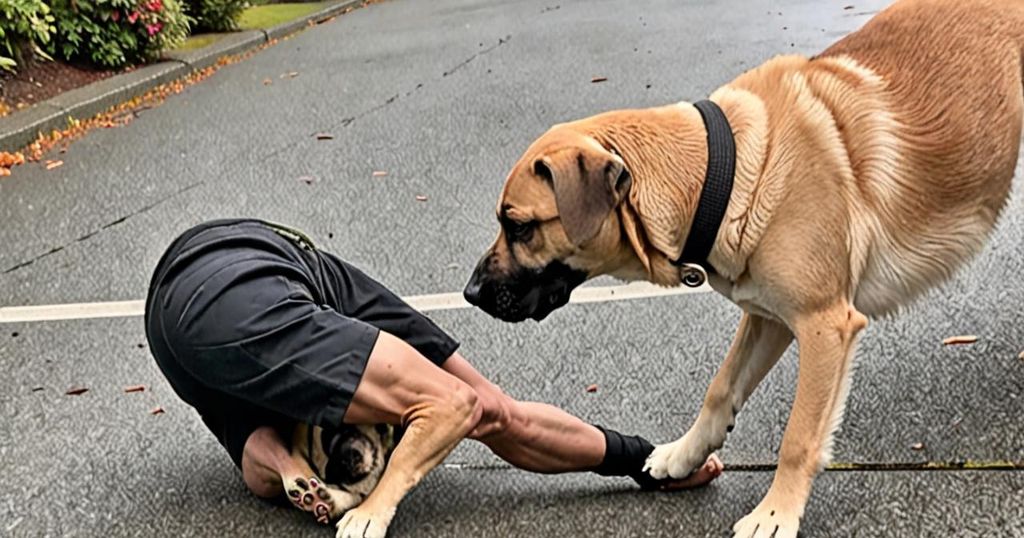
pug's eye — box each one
[506,219,536,242]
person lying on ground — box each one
[144,218,722,537]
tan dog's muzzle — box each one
[464,252,586,322]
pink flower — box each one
[147,0,163,12]
[127,11,140,23]
[146,22,163,36]
[111,10,120,21]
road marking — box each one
[0,281,711,324]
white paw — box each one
[732,502,800,538]
[335,505,395,538]
[642,434,710,480]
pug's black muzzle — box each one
[464,258,587,322]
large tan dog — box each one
[464,0,1024,535]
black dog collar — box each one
[672,99,736,285]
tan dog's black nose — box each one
[463,256,488,306]
[463,281,482,306]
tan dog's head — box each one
[463,122,648,322]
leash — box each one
[672,99,736,287]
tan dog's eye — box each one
[504,219,537,242]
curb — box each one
[0,0,362,154]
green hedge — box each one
[2,0,249,71]
[48,0,191,68]
[186,0,248,32]
[0,0,56,71]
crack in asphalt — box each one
[2,181,204,275]
[442,34,511,78]
[338,34,512,127]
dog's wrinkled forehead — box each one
[499,126,604,219]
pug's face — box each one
[299,424,395,498]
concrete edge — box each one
[161,30,266,71]
[266,0,363,40]
[0,103,72,153]
[0,0,364,154]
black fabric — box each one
[675,99,736,271]
[144,219,459,467]
[591,425,666,490]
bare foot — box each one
[657,453,724,491]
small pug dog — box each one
[282,424,396,524]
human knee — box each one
[446,380,483,430]
[470,383,516,438]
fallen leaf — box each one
[0,168,10,177]
[446,263,461,270]
[315,133,334,140]
[942,335,978,346]
[123,385,146,394]
[31,387,44,392]
[150,406,165,415]
[297,175,317,184]
[591,76,608,83]
[65,386,89,396]
[45,160,64,170]
[281,71,299,79]
[1018,350,1024,361]
[415,195,428,202]
[843,4,854,9]
[910,442,925,451]
[585,384,598,393]
[372,170,388,177]
[262,78,273,85]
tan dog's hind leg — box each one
[733,303,867,538]
[335,399,477,538]
[646,314,793,480]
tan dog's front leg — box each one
[646,313,793,480]
[335,396,478,538]
[733,303,867,538]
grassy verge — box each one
[171,2,330,52]
[173,34,225,52]
[238,2,330,30]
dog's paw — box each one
[335,505,395,538]
[283,476,346,524]
[643,435,709,480]
[732,502,800,538]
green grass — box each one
[237,2,330,30]
[172,34,225,52]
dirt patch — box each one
[0,57,120,116]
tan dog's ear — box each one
[538,147,631,246]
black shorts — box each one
[144,219,459,467]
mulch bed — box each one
[0,56,121,116]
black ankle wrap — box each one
[591,425,666,490]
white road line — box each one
[0,281,710,324]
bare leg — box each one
[442,353,723,488]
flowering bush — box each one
[0,0,55,71]
[186,0,247,32]
[49,0,190,68]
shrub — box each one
[0,0,56,71]
[49,0,191,68]
[186,0,248,32]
